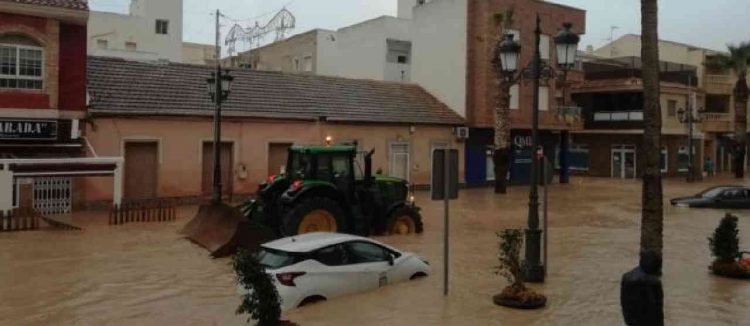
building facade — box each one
[85,57,465,203]
[88,0,184,62]
[227,0,587,186]
[181,42,217,66]
[592,34,750,174]
[571,57,704,178]
[0,0,123,214]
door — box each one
[389,142,410,180]
[124,142,158,200]
[611,146,637,179]
[202,142,233,198]
[268,143,292,177]
[343,241,394,290]
[33,177,72,215]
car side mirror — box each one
[387,254,394,266]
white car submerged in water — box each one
[239,232,431,310]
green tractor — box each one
[243,144,423,237]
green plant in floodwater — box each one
[709,213,741,263]
[234,248,281,326]
[495,229,526,290]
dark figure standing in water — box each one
[621,250,664,326]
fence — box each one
[0,208,40,232]
[109,199,177,225]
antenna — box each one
[225,8,296,57]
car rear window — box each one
[256,248,299,269]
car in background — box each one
[670,186,750,208]
[239,232,431,310]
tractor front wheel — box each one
[283,197,346,236]
[386,207,423,235]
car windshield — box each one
[700,187,730,198]
[256,248,298,269]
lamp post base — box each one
[524,228,545,283]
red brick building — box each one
[463,0,586,185]
[0,0,101,214]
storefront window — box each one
[678,146,695,172]
[556,144,590,171]
[661,147,668,173]
[486,149,495,181]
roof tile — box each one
[87,56,465,126]
[0,0,88,10]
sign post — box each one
[432,148,458,296]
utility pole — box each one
[212,9,223,203]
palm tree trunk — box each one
[734,76,748,178]
[640,0,664,262]
[493,77,511,194]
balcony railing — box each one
[705,74,733,85]
[701,112,731,121]
[593,111,644,122]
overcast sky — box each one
[90,0,749,53]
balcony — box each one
[593,111,644,122]
[701,112,732,133]
[704,74,734,94]
[585,110,644,130]
[554,106,583,128]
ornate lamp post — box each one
[206,69,234,204]
[497,17,580,282]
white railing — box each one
[593,111,644,122]
[701,112,731,121]
[705,74,733,85]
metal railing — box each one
[593,111,644,122]
[701,112,731,121]
[705,74,733,85]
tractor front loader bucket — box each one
[180,203,275,258]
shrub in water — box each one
[234,248,281,326]
[708,213,740,263]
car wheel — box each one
[282,197,346,236]
[386,207,423,235]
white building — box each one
[228,0,467,116]
[88,0,186,62]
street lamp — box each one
[677,106,703,182]
[206,69,234,203]
[497,17,580,283]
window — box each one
[570,144,590,171]
[389,142,410,180]
[303,55,313,72]
[96,39,108,49]
[332,154,351,179]
[155,19,169,35]
[397,55,408,64]
[313,245,348,266]
[125,42,137,51]
[540,34,550,61]
[316,154,332,180]
[660,147,668,173]
[678,146,695,172]
[539,86,549,111]
[0,39,43,90]
[345,242,391,264]
[667,100,677,117]
[386,39,412,64]
[293,58,300,72]
[256,249,299,269]
[510,84,520,110]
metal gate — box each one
[33,177,73,215]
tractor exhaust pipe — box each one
[364,149,375,187]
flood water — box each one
[1,177,749,325]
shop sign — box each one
[514,135,533,149]
[0,119,58,140]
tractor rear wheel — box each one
[386,207,423,235]
[283,197,346,236]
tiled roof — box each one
[87,56,465,126]
[0,0,88,10]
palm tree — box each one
[640,0,663,264]
[706,42,750,179]
[491,8,514,194]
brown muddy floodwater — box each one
[1,177,750,325]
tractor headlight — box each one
[409,195,416,207]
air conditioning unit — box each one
[455,127,469,140]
